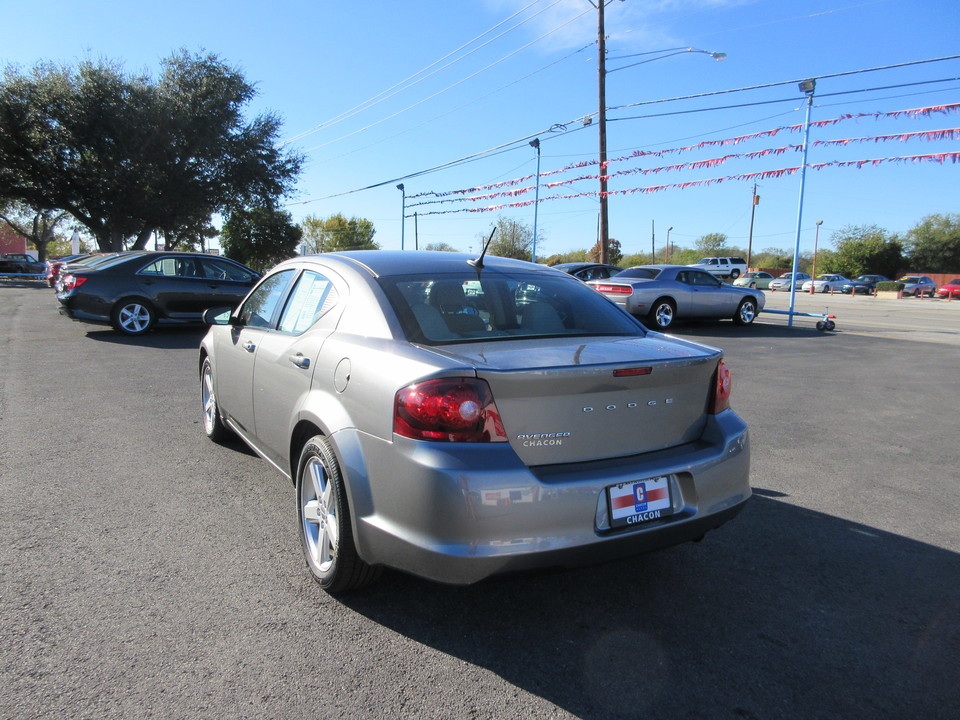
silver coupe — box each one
[587,265,766,330]
[199,252,751,593]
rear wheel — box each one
[297,436,381,593]
[730,269,740,279]
[647,298,676,329]
[200,358,230,442]
[112,298,155,335]
[733,298,758,326]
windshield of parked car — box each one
[615,267,661,280]
[899,276,921,282]
[380,271,645,345]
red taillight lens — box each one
[394,378,507,443]
[709,361,732,414]
[594,284,632,294]
[61,275,88,291]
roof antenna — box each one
[468,226,496,272]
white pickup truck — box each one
[692,256,748,280]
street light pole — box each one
[396,183,405,250]
[530,138,541,263]
[666,226,673,262]
[788,79,816,325]
[747,182,759,268]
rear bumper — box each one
[59,303,110,325]
[334,411,751,585]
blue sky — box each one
[5,0,959,259]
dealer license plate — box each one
[607,476,673,528]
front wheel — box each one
[647,298,676,329]
[297,436,381,593]
[733,298,758,326]
[112,298,155,335]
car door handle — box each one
[289,354,310,369]
[243,341,256,353]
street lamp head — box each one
[396,183,404,191]
[529,138,540,149]
[709,52,727,62]
[816,220,823,226]
[798,78,816,95]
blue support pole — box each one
[788,82,816,327]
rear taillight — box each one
[61,275,87,291]
[594,284,632,294]
[394,378,507,443]
[709,361,732,414]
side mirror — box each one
[203,307,235,325]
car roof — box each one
[281,251,559,278]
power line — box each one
[290,58,960,206]
[282,0,555,145]
[300,5,594,154]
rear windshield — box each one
[615,267,661,280]
[379,271,645,345]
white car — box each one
[768,272,811,292]
[801,274,849,293]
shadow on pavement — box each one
[83,326,208,350]
[342,495,959,719]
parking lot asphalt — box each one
[1,279,958,720]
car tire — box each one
[297,435,381,594]
[200,357,230,442]
[647,298,676,329]
[730,269,740,279]
[748,282,757,288]
[112,298,156,335]
[734,298,758,326]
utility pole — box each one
[747,182,759,268]
[597,0,609,264]
[651,219,655,263]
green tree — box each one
[0,201,70,261]
[903,213,960,272]
[485,217,534,261]
[0,52,302,252]
[826,224,903,278]
[544,249,588,266]
[300,214,378,253]
[423,242,458,252]
[221,205,302,273]
[588,238,622,265]
[695,233,728,255]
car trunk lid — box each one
[427,335,721,466]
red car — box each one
[937,279,960,299]
[45,254,92,287]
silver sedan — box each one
[199,252,751,593]
[587,265,766,330]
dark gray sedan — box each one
[587,265,766,330]
[199,251,751,593]
[57,251,260,334]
